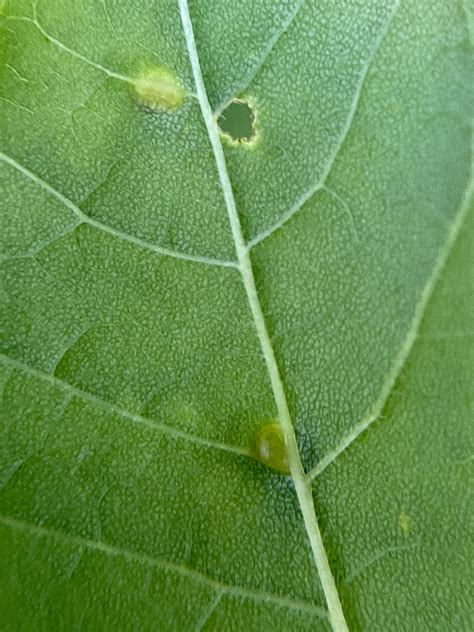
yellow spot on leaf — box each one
[252,423,290,474]
[399,511,412,536]
[132,67,185,111]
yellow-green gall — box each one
[399,511,412,536]
[252,423,290,474]
[132,67,185,111]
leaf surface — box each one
[0,1,472,630]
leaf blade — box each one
[1,0,472,630]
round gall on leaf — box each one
[132,67,186,111]
[253,423,290,475]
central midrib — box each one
[178,1,348,630]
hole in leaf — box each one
[217,99,256,143]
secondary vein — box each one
[0,152,237,269]
[0,515,327,617]
[178,2,348,630]
[213,0,306,115]
[0,354,250,459]
[308,154,474,482]
[246,0,400,251]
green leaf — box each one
[1,0,472,630]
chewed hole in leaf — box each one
[217,99,257,144]
[252,423,290,475]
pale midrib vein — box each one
[308,157,474,483]
[0,152,238,269]
[178,2,348,630]
[246,0,400,251]
[0,515,327,618]
[0,354,249,459]
[213,0,306,115]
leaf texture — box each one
[0,1,472,630]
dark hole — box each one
[217,100,255,142]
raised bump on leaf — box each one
[132,66,186,111]
[252,423,290,474]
